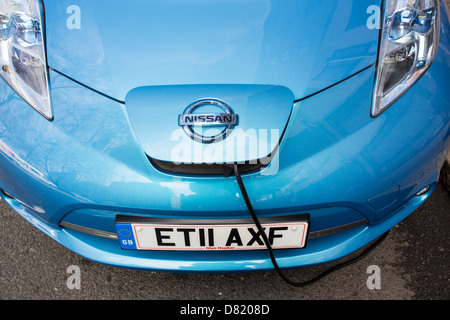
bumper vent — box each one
[149,157,264,175]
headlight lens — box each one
[372,0,440,117]
[0,0,52,120]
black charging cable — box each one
[227,163,390,287]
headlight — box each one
[0,0,52,120]
[372,0,440,117]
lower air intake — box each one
[149,158,264,175]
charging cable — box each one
[228,163,390,287]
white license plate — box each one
[115,218,308,251]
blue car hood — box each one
[45,0,380,102]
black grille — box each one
[149,158,264,175]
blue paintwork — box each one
[44,0,380,102]
[0,0,448,272]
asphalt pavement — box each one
[0,182,448,300]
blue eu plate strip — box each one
[115,223,137,249]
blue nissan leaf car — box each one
[0,0,449,281]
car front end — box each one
[0,0,449,274]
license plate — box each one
[115,215,309,251]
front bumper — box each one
[0,181,437,272]
[0,17,449,273]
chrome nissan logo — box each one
[178,99,239,143]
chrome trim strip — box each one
[308,219,368,239]
[60,219,368,241]
[60,221,118,240]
